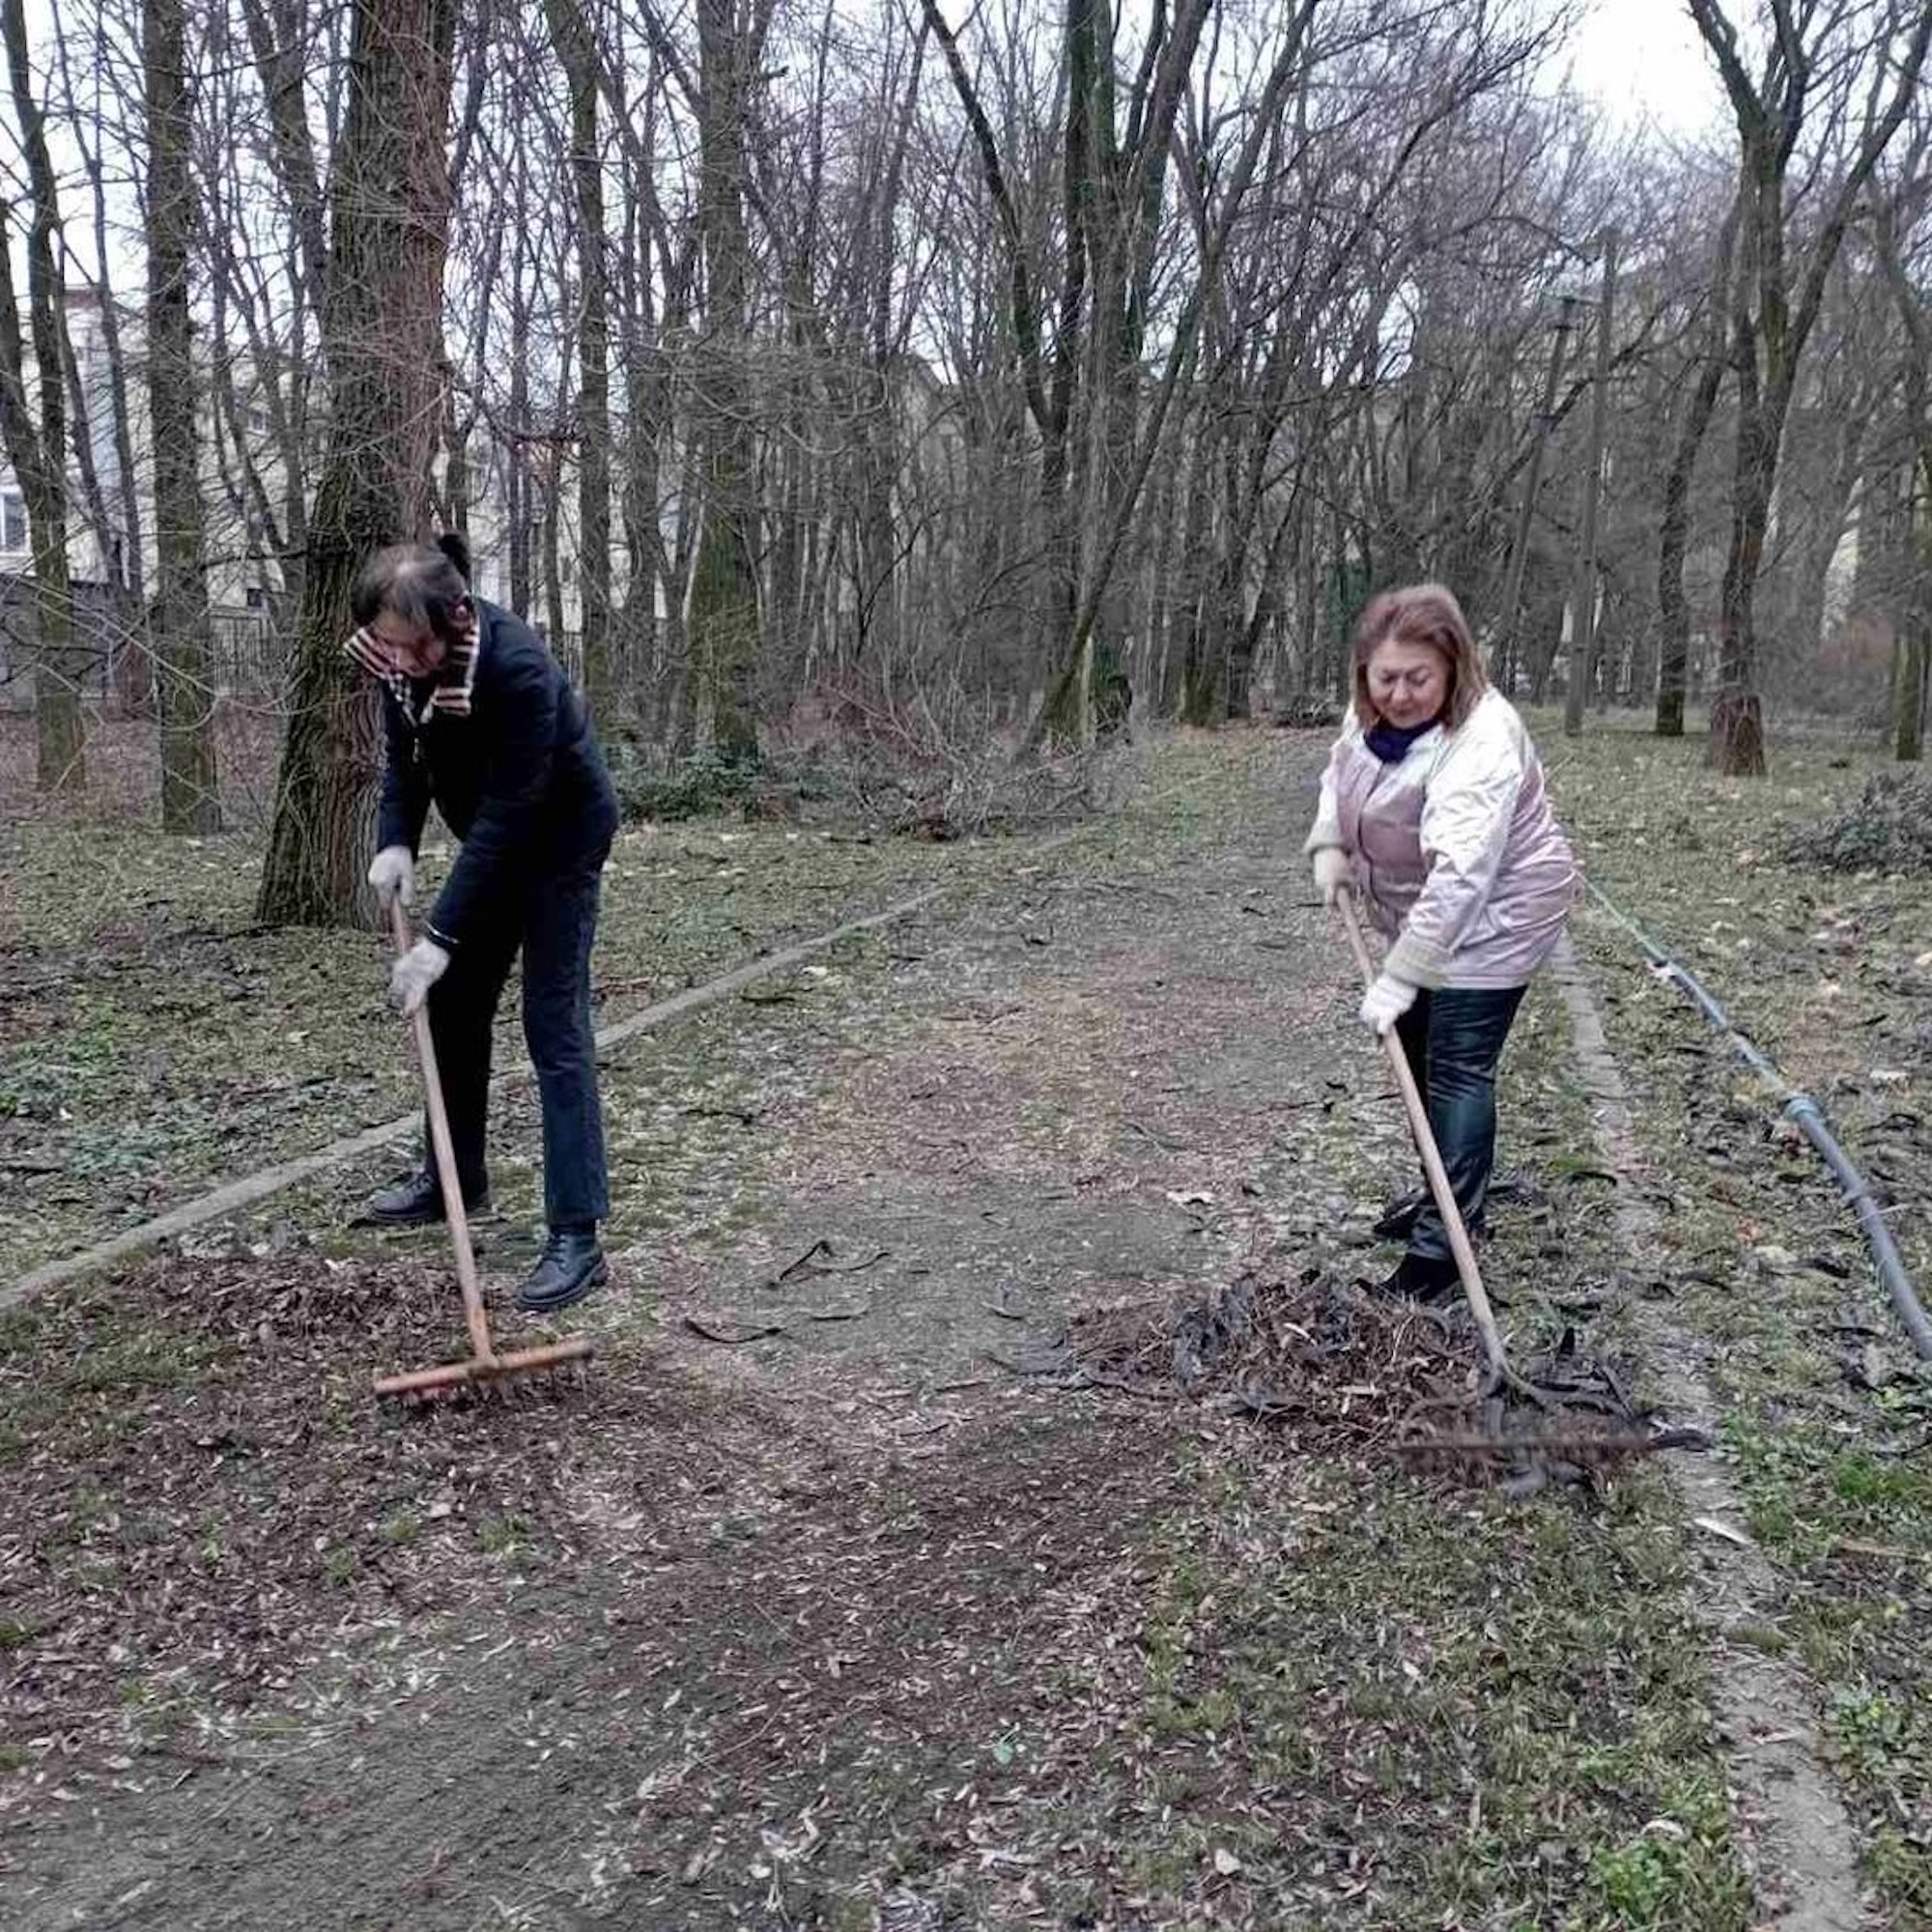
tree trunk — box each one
[0,0,86,791]
[1170,396,1219,722]
[1658,207,1738,737]
[691,0,762,761]
[1896,608,1927,763]
[542,492,568,664]
[51,20,152,715]
[1563,229,1617,737]
[507,186,532,612]
[1874,193,1932,763]
[145,0,220,833]
[1656,372,1726,737]
[545,0,615,727]
[1707,356,1779,776]
[257,0,456,925]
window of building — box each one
[244,585,267,611]
[0,489,24,553]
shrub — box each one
[1784,772,1932,876]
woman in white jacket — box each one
[1306,582,1579,1299]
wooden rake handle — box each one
[391,898,497,1369]
[1334,889,1508,1380]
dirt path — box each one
[1,740,1346,1931]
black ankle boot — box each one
[516,1228,608,1313]
[365,1168,490,1228]
[1377,1252,1463,1302]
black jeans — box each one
[424,854,610,1230]
[1393,984,1526,1263]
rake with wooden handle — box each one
[1334,887,1531,1402]
[373,899,593,1399]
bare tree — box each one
[257,0,458,923]
[1688,0,1932,773]
[545,0,617,725]
[1653,191,1737,736]
[144,0,219,832]
[690,0,768,759]
[1873,124,1932,760]
[0,0,87,790]
[48,2,149,711]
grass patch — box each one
[0,733,1269,1284]
[1062,1456,1750,1930]
[1543,714,1932,1921]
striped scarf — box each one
[342,621,479,719]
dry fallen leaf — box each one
[1694,1516,1752,1548]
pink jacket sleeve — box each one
[1303,726,1353,854]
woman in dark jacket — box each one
[346,541,619,1314]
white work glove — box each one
[368,844,415,909]
[1359,971,1418,1035]
[1311,846,1352,907]
[388,938,450,1018]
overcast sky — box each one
[1563,0,1728,141]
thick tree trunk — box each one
[1875,200,1932,764]
[1707,368,1781,777]
[257,0,456,925]
[691,0,762,760]
[145,0,219,833]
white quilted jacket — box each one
[1305,689,1579,989]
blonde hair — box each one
[1350,582,1490,730]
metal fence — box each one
[0,580,282,714]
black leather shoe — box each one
[1375,1252,1463,1302]
[516,1229,609,1314]
[365,1169,490,1228]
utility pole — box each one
[1565,227,1619,736]
[1496,292,1578,688]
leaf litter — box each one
[1007,1263,1704,1496]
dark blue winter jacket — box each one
[377,600,617,949]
